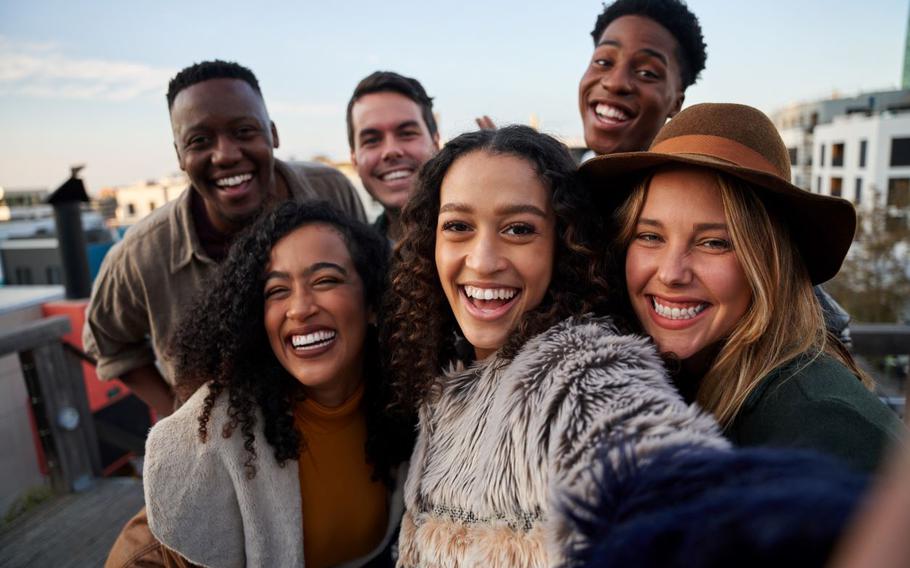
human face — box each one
[351,91,440,211]
[435,151,556,360]
[264,223,369,407]
[579,15,685,155]
[625,168,752,361]
[171,78,280,234]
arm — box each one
[121,364,175,418]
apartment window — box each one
[126,203,136,215]
[887,178,910,207]
[788,147,798,165]
[855,178,862,205]
[820,144,826,167]
[15,266,33,284]
[816,176,822,193]
[890,138,910,166]
[830,177,843,197]
[831,143,844,167]
[46,266,62,284]
[859,139,867,168]
[149,201,157,211]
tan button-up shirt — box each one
[83,160,366,385]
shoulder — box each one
[145,383,229,471]
[514,315,669,391]
[101,199,180,271]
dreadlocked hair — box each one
[171,200,413,482]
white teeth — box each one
[291,330,336,348]
[594,103,630,121]
[215,173,253,187]
[380,169,412,181]
[652,298,706,320]
[464,286,517,301]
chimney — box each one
[47,165,91,299]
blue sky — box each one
[0,0,907,192]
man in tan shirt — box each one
[84,60,365,417]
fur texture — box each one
[144,383,406,568]
[568,446,869,568]
[398,316,728,567]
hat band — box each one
[651,135,782,178]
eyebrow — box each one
[638,218,728,231]
[439,202,549,218]
[264,262,348,281]
[596,40,669,66]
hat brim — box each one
[579,151,857,285]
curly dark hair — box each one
[171,201,413,483]
[167,59,262,110]
[346,70,438,149]
[384,125,611,414]
[590,0,707,89]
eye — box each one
[634,232,663,246]
[264,285,288,299]
[441,220,472,233]
[593,57,613,69]
[235,125,258,138]
[186,135,209,148]
[636,68,660,80]
[700,238,732,251]
[313,276,342,288]
[502,223,537,237]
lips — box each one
[213,172,254,198]
[590,101,635,127]
[378,167,415,182]
[459,285,520,321]
[286,326,337,357]
[647,295,710,328]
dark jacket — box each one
[726,354,905,472]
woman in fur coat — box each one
[384,125,728,567]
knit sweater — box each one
[397,316,728,567]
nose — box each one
[286,288,318,320]
[212,135,242,166]
[600,62,634,95]
[465,231,507,275]
[381,138,404,161]
[656,246,693,287]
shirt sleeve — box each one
[306,169,367,223]
[83,241,157,380]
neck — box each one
[385,208,402,241]
[305,376,362,408]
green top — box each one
[725,354,905,472]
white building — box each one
[812,109,910,216]
[113,174,187,226]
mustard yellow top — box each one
[294,383,388,568]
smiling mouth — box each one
[290,329,337,351]
[651,296,708,320]
[378,168,414,183]
[593,103,632,124]
[461,285,520,316]
[215,173,253,189]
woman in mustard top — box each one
[140,201,412,568]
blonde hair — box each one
[616,169,870,427]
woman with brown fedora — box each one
[581,102,904,472]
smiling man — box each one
[347,71,440,241]
[579,0,706,157]
[84,60,365,416]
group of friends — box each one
[82,0,909,567]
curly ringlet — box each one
[171,200,412,481]
[384,125,612,414]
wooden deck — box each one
[0,477,143,568]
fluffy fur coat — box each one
[397,316,728,567]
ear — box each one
[432,132,441,151]
[350,149,358,167]
[667,93,685,119]
[271,121,280,149]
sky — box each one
[0,0,907,193]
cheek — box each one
[624,248,647,292]
[263,304,284,346]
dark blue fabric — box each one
[569,446,868,568]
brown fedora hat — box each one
[579,102,856,285]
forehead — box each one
[268,223,354,269]
[439,151,551,212]
[643,167,726,220]
[598,14,680,62]
[351,91,426,133]
[170,78,268,130]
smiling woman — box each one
[582,103,905,472]
[384,126,727,566]
[131,202,412,568]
